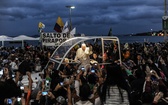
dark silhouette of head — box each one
[79,83,91,101]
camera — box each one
[12,74,15,78]
[20,86,24,90]
[42,91,48,96]
[17,97,21,102]
[0,69,3,75]
[45,80,50,87]
[150,70,154,73]
[7,99,12,104]
[60,82,64,86]
[45,80,50,90]
[91,70,95,73]
[0,69,3,77]
[81,67,85,71]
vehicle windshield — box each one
[49,36,121,70]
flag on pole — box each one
[38,22,43,28]
[62,27,69,33]
[54,16,64,33]
[38,22,45,42]
[108,27,112,36]
[62,21,68,31]
[38,22,45,29]
[70,27,76,37]
[38,22,45,33]
[62,21,69,33]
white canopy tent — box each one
[0,35,13,46]
[13,35,38,40]
[13,35,39,49]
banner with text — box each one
[41,32,70,46]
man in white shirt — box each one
[75,43,92,70]
[9,58,18,72]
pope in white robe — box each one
[75,43,92,70]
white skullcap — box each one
[81,43,86,47]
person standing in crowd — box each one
[61,58,75,76]
[102,62,132,105]
[130,69,145,104]
[75,43,92,70]
[110,43,119,62]
[18,55,31,75]
[142,69,168,105]
[25,71,33,105]
[0,67,21,105]
[100,53,110,70]
[34,57,42,72]
[9,56,18,73]
[90,52,101,64]
[122,49,136,73]
[75,83,93,105]
[43,62,55,82]
[135,53,143,66]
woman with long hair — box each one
[100,62,132,105]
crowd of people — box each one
[0,41,168,105]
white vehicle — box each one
[48,36,122,70]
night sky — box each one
[0,0,165,36]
